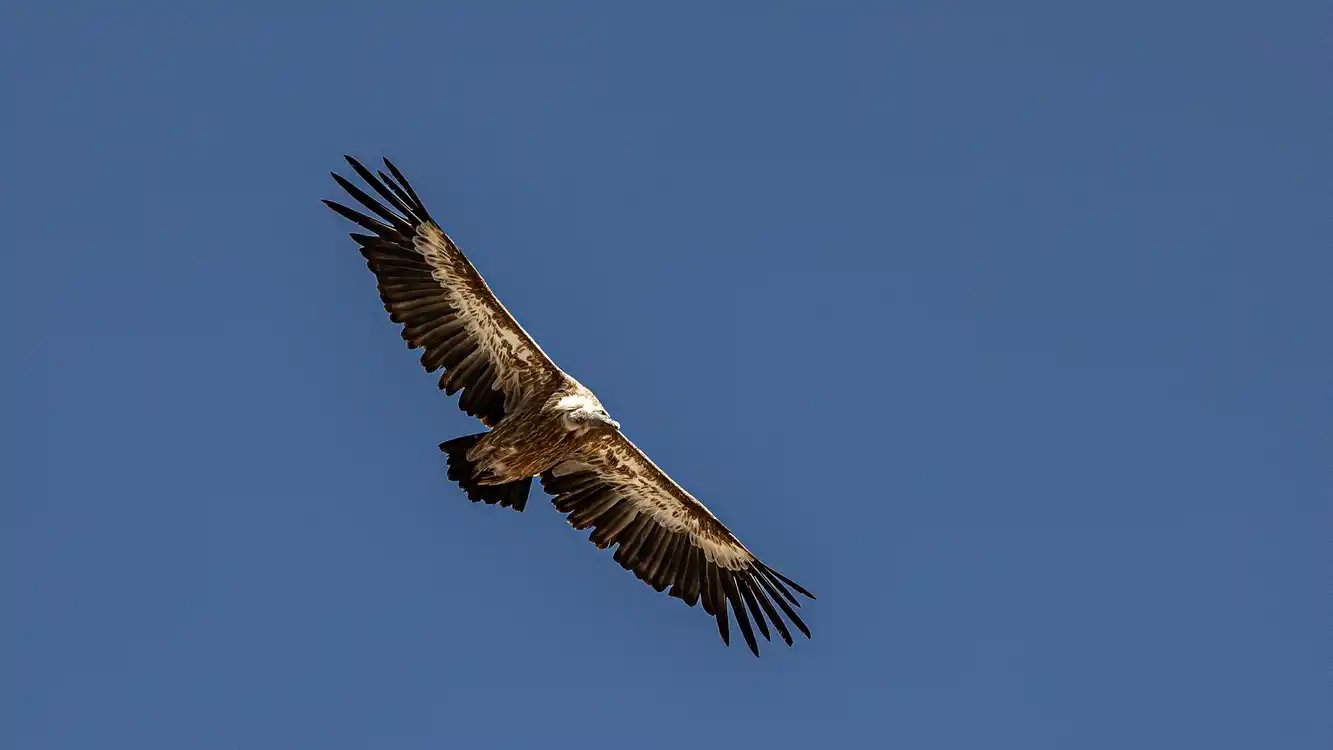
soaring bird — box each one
[324,156,814,655]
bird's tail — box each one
[439,433,533,512]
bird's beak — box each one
[607,419,621,430]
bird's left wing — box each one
[324,156,561,427]
[541,431,815,656]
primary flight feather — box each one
[324,156,815,655]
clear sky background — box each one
[3,2,1329,748]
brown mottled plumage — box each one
[325,156,814,655]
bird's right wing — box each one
[325,157,562,426]
[541,431,815,656]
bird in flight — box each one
[324,156,814,655]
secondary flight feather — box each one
[324,156,815,655]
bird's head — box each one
[556,394,620,434]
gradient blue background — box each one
[4,2,1329,747]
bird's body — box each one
[325,156,814,655]
[464,387,607,485]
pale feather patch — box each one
[555,394,595,411]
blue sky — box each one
[4,2,1329,747]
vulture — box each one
[324,156,814,655]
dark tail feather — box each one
[439,434,532,512]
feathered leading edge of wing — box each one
[324,156,559,427]
[540,432,816,657]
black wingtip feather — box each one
[708,566,730,647]
[744,575,792,646]
[715,609,730,647]
[382,157,432,222]
[323,199,394,236]
[753,567,811,640]
[756,566,803,608]
[342,157,419,222]
[722,571,759,656]
[761,563,816,600]
[335,154,431,223]
[736,574,771,643]
[375,171,423,224]
[330,173,413,235]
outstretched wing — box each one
[325,156,560,426]
[540,431,815,656]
